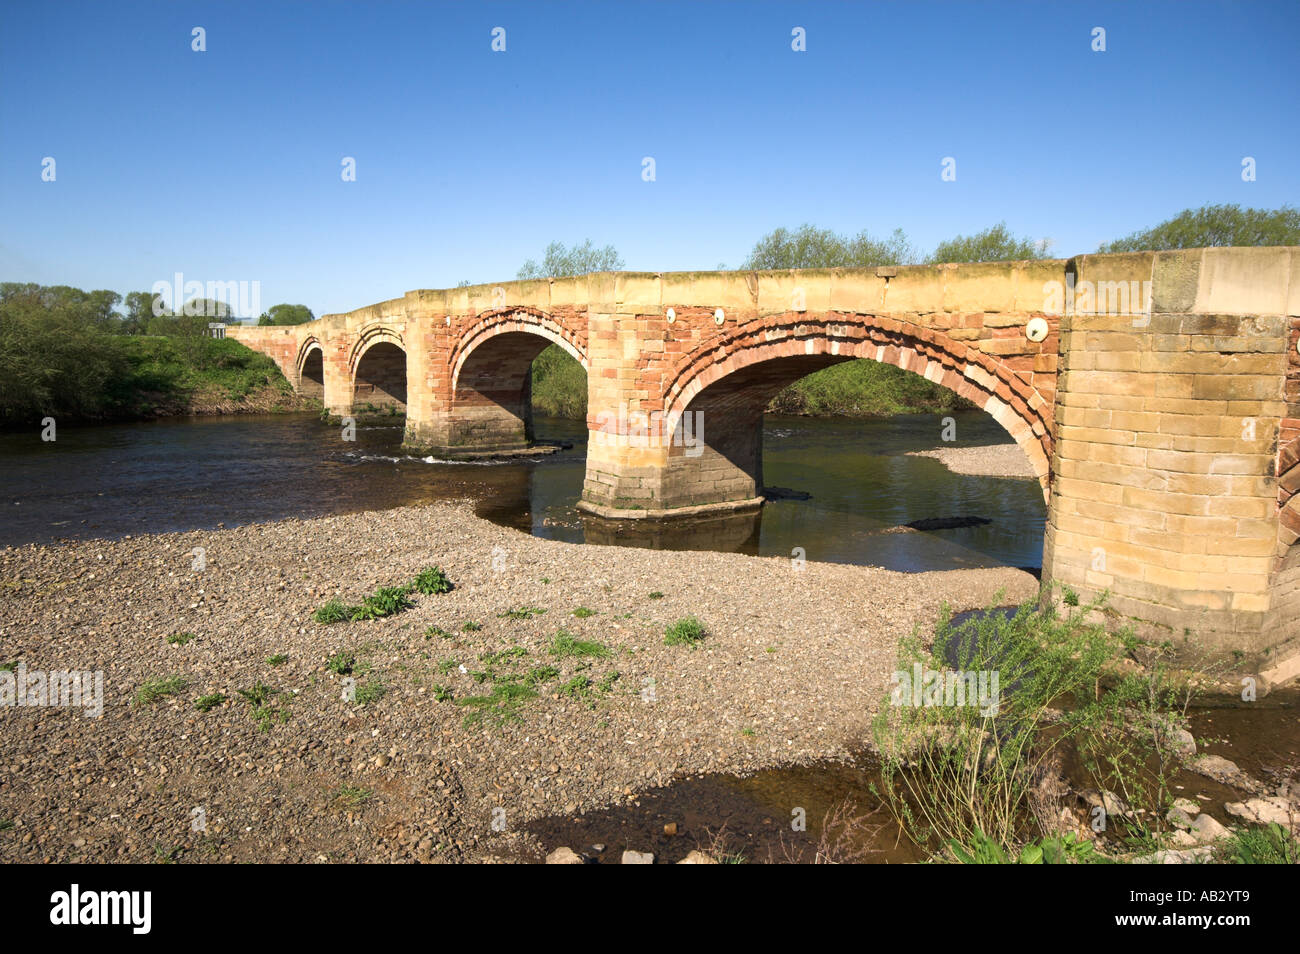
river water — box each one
[0,409,1045,573]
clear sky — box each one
[2,0,1296,317]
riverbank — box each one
[0,333,313,427]
[0,500,1037,863]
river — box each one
[0,409,1045,573]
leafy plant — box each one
[194,693,227,712]
[349,586,414,621]
[412,567,453,596]
[133,676,187,706]
[664,617,706,647]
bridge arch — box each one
[451,307,587,393]
[447,307,588,448]
[661,312,1053,494]
[350,324,407,411]
[296,336,325,402]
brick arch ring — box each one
[295,336,324,375]
[661,313,1055,498]
[451,307,588,393]
[347,324,405,378]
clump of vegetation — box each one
[647,591,664,600]
[572,607,596,618]
[872,591,1197,862]
[237,681,289,731]
[194,693,227,712]
[267,653,288,666]
[557,670,620,709]
[462,621,482,632]
[664,617,706,647]
[166,632,195,646]
[411,567,454,596]
[948,830,1102,865]
[332,786,373,809]
[326,651,355,675]
[349,585,414,621]
[313,598,350,625]
[133,676,187,706]
[1215,824,1300,865]
[457,681,539,728]
[424,625,454,640]
[352,679,386,706]
[432,684,454,702]
[549,630,611,659]
[499,607,546,620]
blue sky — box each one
[1,0,1296,316]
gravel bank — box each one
[0,501,1037,863]
[906,444,1036,478]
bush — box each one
[411,567,454,595]
[872,591,1195,860]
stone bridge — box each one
[228,248,1300,674]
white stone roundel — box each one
[665,307,676,324]
[714,308,725,325]
[1026,317,1049,342]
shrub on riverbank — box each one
[872,592,1196,862]
[0,283,303,425]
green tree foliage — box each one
[531,345,587,418]
[516,240,624,279]
[742,224,918,269]
[0,283,130,422]
[0,283,290,426]
[929,223,1052,263]
[517,240,622,417]
[257,303,315,326]
[121,290,165,335]
[1097,204,1300,252]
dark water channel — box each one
[0,409,1044,573]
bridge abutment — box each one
[1042,247,1300,673]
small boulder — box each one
[1225,797,1295,827]
[1189,814,1230,843]
[1189,755,1242,784]
[678,850,718,864]
[621,850,654,864]
[545,846,584,865]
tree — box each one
[1097,204,1300,252]
[929,223,1052,264]
[121,290,165,334]
[516,240,624,279]
[742,224,917,270]
[256,303,315,326]
[0,283,131,423]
